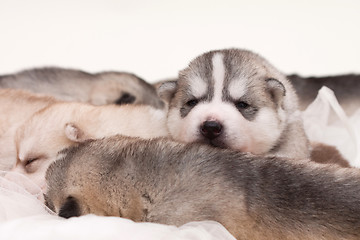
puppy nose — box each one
[200,121,223,140]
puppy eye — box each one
[186,99,199,107]
[235,101,249,110]
[25,157,39,166]
[23,157,40,173]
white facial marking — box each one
[242,107,283,153]
[228,79,247,100]
[211,53,225,102]
[190,76,207,98]
[168,99,283,154]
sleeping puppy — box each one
[10,102,168,191]
[0,67,164,109]
[2,89,168,191]
[158,48,310,159]
[46,135,360,240]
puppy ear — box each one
[64,123,90,143]
[266,78,286,107]
[157,80,177,103]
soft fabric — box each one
[303,86,360,167]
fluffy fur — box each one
[158,49,310,159]
[310,142,350,168]
[0,89,56,170]
[1,89,168,191]
[0,67,164,108]
[46,135,360,240]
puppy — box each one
[0,67,164,108]
[158,49,310,159]
[46,135,360,240]
[0,89,56,170]
[10,101,168,191]
[0,89,168,190]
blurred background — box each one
[0,0,359,82]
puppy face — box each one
[9,102,167,192]
[10,111,87,191]
[160,49,291,154]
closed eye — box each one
[25,157,39,166]
[23,156,42,173]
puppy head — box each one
[159,49,297,154]
[45,137,145,219]
[90,72,164,109]
[11,105,92,191]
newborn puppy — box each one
[46,135,360,240]
[158,48,310,159]
[10,101,168,191]
[1,89,168,192]
[0,67,164,108]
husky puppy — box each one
[10,101,168,191]
[0,89,167,190]
[0,67,164,109]
[46,135,360,240]
[158,49,310,159]
[0,89,56,170]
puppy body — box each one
[0,89,56,170]
[0,89,167,189]
[11,101,168,190]
[0,67,164,108]
[158,49,310,159]
[46,136,360,240]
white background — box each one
[0,0,359,82]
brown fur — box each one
[46,136,360,240]
[1,89,168,190]
[310,142,350,167]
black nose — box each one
[200,121,223,140]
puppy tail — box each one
[59,196,81,218]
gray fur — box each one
[158,49,310,159]
[46,135,360,240]
[0,67,164,108]
[288,74,360,115]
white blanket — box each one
[0,87,358,240]
[303,87,360,167]
[0,172,235,240]
[0,215,235,240]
